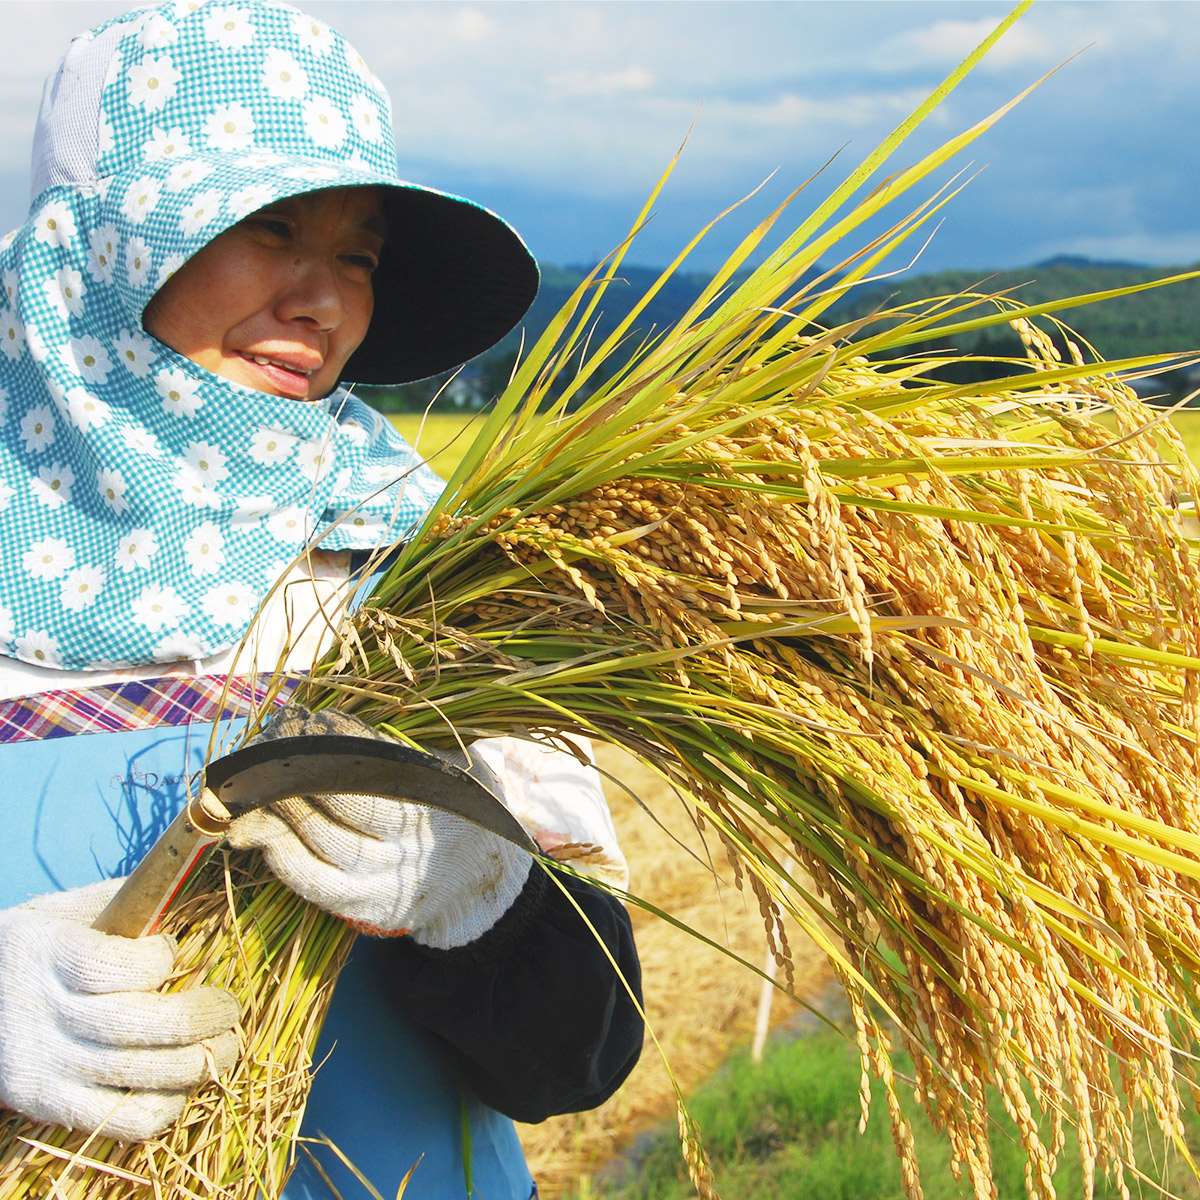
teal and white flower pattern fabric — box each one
[0,0,449,670]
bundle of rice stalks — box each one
[333,331,1200,1200]
[0,860,353,1200]
[5,6,1200,1198]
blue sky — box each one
[4,1,1199,275]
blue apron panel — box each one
[0,719,534,1200]
[0,719,232,905]
[288,943,534,1200]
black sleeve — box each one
[364,861,644,1124]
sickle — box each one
[92,735,537,939]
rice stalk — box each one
[5,6,1200,1197]
[0,856,351,1200]
[312,328,1200,1200]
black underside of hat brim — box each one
[343,188,539,387]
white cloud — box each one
[881,17,1055,72]
[447,6,495,45]
[705,86,934,134]
[544,65,654,99]
[3,1,1200,274]
[1028,231,1200,270]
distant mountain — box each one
[511,256,1199,367]
[508,262,764,356]
[1032,254,1150,272]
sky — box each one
[2,0,1199,276]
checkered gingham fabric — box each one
[0,0,445,672]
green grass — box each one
[568,1030,1200,1200]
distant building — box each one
[442,365,489,410]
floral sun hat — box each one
[28,0,538,386]
[0,0,533,671]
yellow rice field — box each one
[394,407,1200,483]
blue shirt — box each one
[0,703,534,1200]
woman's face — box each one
[143,186,386,402]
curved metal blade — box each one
[201,734,539,853]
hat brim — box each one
[347,185,539,386]
[109,152,538,389]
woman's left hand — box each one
[226,707,532,947]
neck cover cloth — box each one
[0,0,536,671]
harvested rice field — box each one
[516,744,829,1197]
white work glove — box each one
[0,878,240,1141]
[226,706,533,948]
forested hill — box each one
[369,257,1200,410]
[525,257,1200,364]
[828,256,1200,364]
[518,263,763,353]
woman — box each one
[0,3,642,1197]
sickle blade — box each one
[201,734,540,853]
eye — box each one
[245,216,292,239]
[342,251,379,273]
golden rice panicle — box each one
[347,342,1200,1200]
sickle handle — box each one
[92,790,232,939]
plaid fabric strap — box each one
[0,675,297,744]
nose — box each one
[274,257,345,332]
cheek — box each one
[146,302,228,371]
[145,267,221,356]
[144,240,268,361]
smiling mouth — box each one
[239,352,322,400]
[244,354,315,377]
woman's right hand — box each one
[0,879,240,1142]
